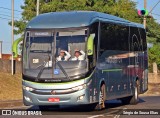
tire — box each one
[121,80,139,105]
[95,84,106,110]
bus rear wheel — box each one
[130,80,139,104]
[121,80,139,105]
[95,84,106,110]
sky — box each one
[0,0,160,54]
[135,0,160,23]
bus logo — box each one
[51,90,56,95]
[54,69,59,75]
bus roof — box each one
[26,11,144,29]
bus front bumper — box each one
[23,89,91,106]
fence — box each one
[0,59,22,73]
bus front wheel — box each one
[95,84,106,110]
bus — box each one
[22,11,148,110]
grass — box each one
[0,72,22,101]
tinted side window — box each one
[100,23,129,52]
[140,28,147,51]
[130,27,146,51]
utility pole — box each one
[0,41,2,59]
[11,0,14,75]
[143,0,147,28]
[36,0,39,16]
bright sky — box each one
[0,0,160,54]
[135,0,160,23]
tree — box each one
[146,18,160,43]
[148,43,160,70]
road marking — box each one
[105,115,114,116]
[114,115,120,118]
[88,107,128,118]
[104,109,120,115]
[88,115,104,118]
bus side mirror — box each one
[87,34,95,56]
[12,38,23,58]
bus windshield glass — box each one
[23,29,88,82]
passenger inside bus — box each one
[71,49,85,61]
[57,50,71,61]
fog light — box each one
[77,95,85,101]
[24,96,32,102]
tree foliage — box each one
[148,43,160,70]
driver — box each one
[57,50,71,61]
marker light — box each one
[23,86,34,91]
[72,84,86,91]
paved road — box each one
[1,95,160,118]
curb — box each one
[0,100,23,109]
[140,94,160,96]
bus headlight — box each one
[23,86,34,92]
[72,84,86,91]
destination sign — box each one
[31,32,52,37]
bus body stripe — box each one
[102,69,122,73]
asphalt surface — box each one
[0,95,160,118]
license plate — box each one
[48,98,60,102]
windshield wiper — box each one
[35,61,47,82]
[55,59,71,80]
[35,59,71,82]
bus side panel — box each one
[96,50,134,100]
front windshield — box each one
[23,29,88,81]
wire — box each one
[151,13,160,17]
[0,16,19,21]
[0,16,11,20]
[0,14,20,19]
[149,0,160,13]
[0,10,21,15]
[0,41,11,43]
[0,7,22,13]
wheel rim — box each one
[99,85,105,109]
[135,86,138,100]
[135,80,139,102]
